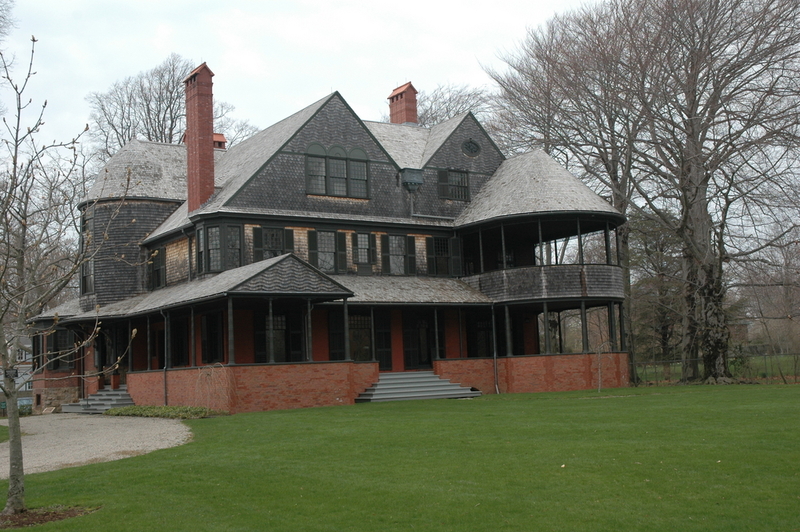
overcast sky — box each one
[4,0,588,145]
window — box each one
[426,236,462,276]
[80,211,94,294]
[308,230,347,273]
[226,226,241,268]
[197,224,243,273]
[207,226,221,271]
[196,230,205,274]
[149,247,166,289]
[306,144,369,199]
[253,227,294,261]
[352,233,376,265]
[47,329,75,371]
[254,311,304,362]
[438,170,470,201]
[201,312,224,364]
[81,259,94,294]
[381,235,416,275]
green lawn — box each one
[4,385,799,531]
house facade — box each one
[32,65,628,413]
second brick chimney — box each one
[184,63,215,212]
[388,82,418,125]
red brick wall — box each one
[127,361,380,413]
[435,353,629,394]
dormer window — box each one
[306,144,369,199]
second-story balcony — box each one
[462,264,624,304]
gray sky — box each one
[4,0,587,144]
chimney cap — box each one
[183,62,215,84]
[388,82,417,100]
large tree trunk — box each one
[2,378,25,515]
[701,262,731,380]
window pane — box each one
[355,233,370,264]
[328,158,347,196]
[227,226,241,268]
[389,235,406,275]
[318,231,336,272]
[307,156,326,194]
[349,161,368,198]
[264,229,283,258]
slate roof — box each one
[363,112,469,170]
[84,140,226,204]
[51,254,351,323]
[329,275,491,305]
[455,150,623,228]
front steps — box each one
[61,385,135,414]
[356,371,481,403]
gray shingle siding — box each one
[81,199,181,311]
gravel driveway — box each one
[0,413,191,479]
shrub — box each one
[103,406,227,419]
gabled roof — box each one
[48,254,352,323]
[455,150,623,228]
[363,112,472,170]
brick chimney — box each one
[184,63,215,212]
[388,82,418,124]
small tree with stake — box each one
[0,36,126,516]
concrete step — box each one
[60,387,135,414]
[356,372,480,403]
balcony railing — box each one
[462,264,624,303]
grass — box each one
[3,385,799,531]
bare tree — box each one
[86,53,257,161]
[416,84,490,127]
[489,0,800,381]
[0,37,124,515]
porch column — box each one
[268,298,275,364]
[190,307,196,367]
[608,302,618,352]
[343,299,351,361]
[618,302,627,351]
[127,320,133,372]
[227,297,235,364]
[542,302,551,354]
[504,305,513,356]
[370,307,376,362]
[165,311,172,369]
[538,219,544,264]
[434,307,440,360]
[146,315,152,371]
[605,222,612,265]
[306,299,313,361]
[577,219,584,265]
[491,306,498,359]
[581,301,589,353]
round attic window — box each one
[462,139,481,157]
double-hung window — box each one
[253,227,294,261]
[381,235,416,275]
[196,224,242,273]
[308,230,347,273]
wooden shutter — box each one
[381,234,390,273]
[336,231,348,272]
[284,229,294,253]
[307,230,318,267]
[369,233,377,264]
[438,170,449,198]
[253,227,263,262]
